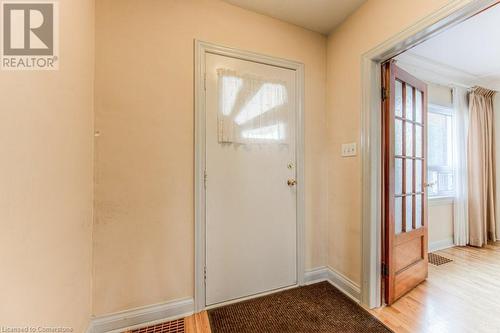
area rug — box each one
[208,281,393,333]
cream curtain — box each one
[217,68,289,144]
[467,86,497,247]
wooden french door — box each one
[382,61,428,305]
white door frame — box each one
[194,40,305,312]
[360,0,499,308]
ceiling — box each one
[221,0,367,34]
[397,3,500,90]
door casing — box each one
[194,40,305,312]
[361,0,500,309]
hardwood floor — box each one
[184,244,500,333]
[371,243,500,333]
[185,311,211,333]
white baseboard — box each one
[89,268,358,333]
[304,266,330,284]
[88,298,194,333]
[327,268,361,302]
[305,266,361,303]
[429,237,454,252]
[85,320,93,333]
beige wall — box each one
[326,0,454,284]
[0,1,95,332]
[429,83,453,107]
[94,0,327,315]
[428,201,454,249]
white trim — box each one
[361,0,499,309]
[429,237,455,252]
[305,266,361,303]
[429,103,454,115]
[304,266,330,284]
[428,196,454,206]
[396,51,500,92]
[327,268,361,303]
[396,51,475,89]
[194,40,306,312]
[88,298,194,333]
[204,284,298,310]
[85,322,94,333]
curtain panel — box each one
[467,86,497,247]
[453,87,469,246]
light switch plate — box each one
[341,143,357,157]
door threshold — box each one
[205,283,298,310]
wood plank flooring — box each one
[371,243,500,333]
[185,311,211,333]
[184,243,500,333]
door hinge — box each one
[204,73,207,91]
[381,87,388,101]
[381,262,388,277]
[203,170,207,188]
[204,266,207,283]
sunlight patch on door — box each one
[241,123,286,141]
[234,83,287,125]
[217,68,290,144]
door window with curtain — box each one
[217,68,290,145]
[427,104,455,198]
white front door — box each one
[205,53,298,306]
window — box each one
[427,105,454,197]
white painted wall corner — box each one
[305,266,361,303]
[429,237,454,252]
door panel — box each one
[205,53,297,306]
[383,61,428,305]
[394,237,422,272]
[394,260,427,297]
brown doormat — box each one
[429,252,453,266]
[208,282,393,333]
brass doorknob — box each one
[287,179,297,187]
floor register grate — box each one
[429,252,453,266]
[126,318,185,333]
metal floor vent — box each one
[429,252,453,266]
[128,318,185,333]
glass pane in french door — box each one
[395,197,402,234]
[405,196,413,232]
[395,81,403,117]
[415,87,425,230]
[415,194,422,229]
[394,82,425,234]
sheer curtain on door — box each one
[217,68,289,145]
